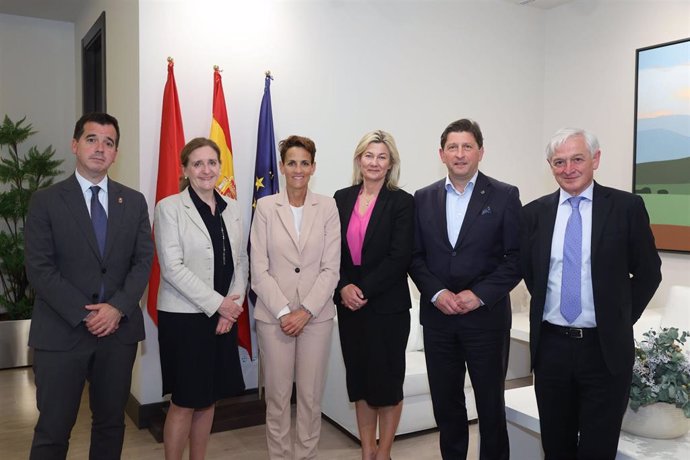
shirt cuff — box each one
[276,306,290,319]
[431,289,447,303]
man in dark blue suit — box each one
[521,128,661,459]
[410,119,521,459]
[25,112,154,459]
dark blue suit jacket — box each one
[409,172,522,331]
[520,182,662,374]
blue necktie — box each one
[90,185,107,256]
[561,196,584,324]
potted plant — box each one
[622,327,690,439]
[0,115,63,368]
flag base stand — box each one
[132,391,266,443]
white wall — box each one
[0,14,76,176]
[139,0,546,221]
[2,0,687,406]
[137,0,546,403]
[133,0,690,405]
[541,0,690,308]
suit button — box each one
[91,293,99,301]
[101,268,107,274]
[451,251,457,256]
[295,267,300,273]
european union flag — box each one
[252,73,279,213]
[246,73,279,316]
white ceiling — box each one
[0,0,577,23]
[0,0,85,22]
[0,0,574,22]
[501,0,575,9]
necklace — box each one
[219,216,227,266]
[360,192,376,208]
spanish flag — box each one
[209,66,252,355]
[210,67,237,199]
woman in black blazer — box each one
[333,130,415,460]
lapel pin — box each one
[118,197,123,204]
[480,190,485,195]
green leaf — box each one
[0,115,63,320]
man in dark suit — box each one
[25,112,154,460]
[521,128,661,459]
[410,119,521,460]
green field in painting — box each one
[635,183,690,194]
[640,193,690,226]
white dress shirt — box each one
[543,182,596,327]
[75,170,108,216]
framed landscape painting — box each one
[633,38,690,253]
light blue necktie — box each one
[90,186,107,302]
[561,196,584,324]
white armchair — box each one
[659,285,690,332]
[321,278,477,439]
[633,285,690,342]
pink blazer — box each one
[250,189,341,324]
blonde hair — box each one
[351,130,401,190]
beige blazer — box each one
[250,189,340,324]
[154,188,248,316]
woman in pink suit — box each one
[250,135,341,460]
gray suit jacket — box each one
[25,174,154,350]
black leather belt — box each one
[542,321,596,339]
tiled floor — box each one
[1,366,531,459]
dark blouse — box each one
[188,187,234,295]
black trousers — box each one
[535,323,632,460]
[30,333,137,460]
[424,326,510,460]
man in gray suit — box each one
[25,112,154,460]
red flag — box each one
[210,67,251,356]
[147,58,185,324]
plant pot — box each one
[0,319,32,369]
[621,402,689,439]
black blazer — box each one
[409,172,522,331]
[25,174,154,351]
[520,182,662,374]
[333,185,415,314]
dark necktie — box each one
[561,196,584,323]
[90,185,107,256]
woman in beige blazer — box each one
[154,138,248,460]
[250,135,341,460]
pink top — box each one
[346,193,378,266]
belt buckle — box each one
[568,328,584,339]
